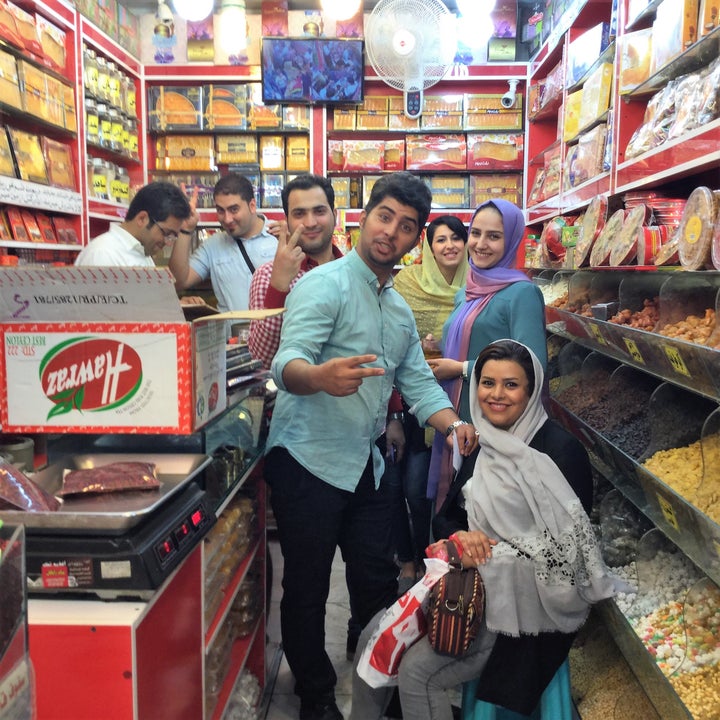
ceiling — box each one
[125,0,463,17]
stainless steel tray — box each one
[0,453,211,532]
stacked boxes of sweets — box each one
[356,96,388,131]
[148,85,203,132]
[421,95,464,132]
[0,2,75,137]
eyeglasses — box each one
[148,215,179,242]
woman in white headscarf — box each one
[351,339,627,720]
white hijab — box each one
[464,340,626,636]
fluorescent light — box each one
[219,0,247,54]
[321,0,361,21]
[173,0,214,22]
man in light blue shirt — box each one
[265,172,477,720]
[168,173,278,311]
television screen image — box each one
[261,38,365,105]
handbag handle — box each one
[445,539,463,568]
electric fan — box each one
[365,0,458,119]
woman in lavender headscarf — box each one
[426,199,547,506]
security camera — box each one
[501,79,520,109]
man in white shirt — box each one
[169,173,279,312]
[75,182,192,267]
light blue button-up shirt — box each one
[267,249,453,490]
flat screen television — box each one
[261,37,365,105]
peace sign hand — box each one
[269,222,306,293]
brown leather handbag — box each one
[426,540,485,657]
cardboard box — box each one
[283,105,310,130]
[215,135,257,164]
[117,3,140,58]
[421,95,464,130]
[488,37,517,61]
[383,139,405,171]
[327,139,344,172]
[424,175,468,208]
[578,62,613,131]
[333,107,357,131]
[566,23,611,86]
[464,94,523,131]
[155,135,214,171]
[259,135,285,171]
[148,86,203,131]
[406,134,467,171]
[0,49,20,110]
[203,84,249,130]
[388,96,419,130]
[16,59,48,121]
[467,133,524,170]
[356,96,389,130]
[651,0,699,74]
[618,28,653,94]
[563,89,583,142]
[469,173,522,206]
[285,135,310,172]
[330,176,351,208]
[0,268,282,434]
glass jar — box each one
[86,157,94,197]
[84,47,98,97]
[114,166,129,205]
[107,61,121,110]
[109,108,123,152]
[91,157,108,200]
[85,96,99,145]
[105,161,118,201]
[97,102,111,149]
[120,74,131,115]
[121,113,130,156]
[96,56,109,102]
[126,81,137,118]
[127,116,139,161]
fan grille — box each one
[365,0,456,91]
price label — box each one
[588,323,607,345]
[623,337,645,364]
[663,344,691,377]
[656,493,680,532]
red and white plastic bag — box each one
[356,558,448,688]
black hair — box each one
[125,182,191,222]
[365,172,432,232]
[473,340,535,397]
[213,172,256,203]
[426,215,468,246]
[281,174,335,215]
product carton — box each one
[578,62,613,131]
[0,267,279,434]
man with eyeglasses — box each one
[75,181,192,267]
[169,172,279,312]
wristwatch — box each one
[388,412,405,423]
[445,419,468,437]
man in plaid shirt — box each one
[248,174,343,368]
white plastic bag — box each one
[356,558,448,688]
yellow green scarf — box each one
[393,237,468,340]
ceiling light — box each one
[156,0,174,22]
[219,0,247,54]
[321,0,362,21]
[173,0,214,22]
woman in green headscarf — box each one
[392,214,469,589]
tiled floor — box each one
[264,537,356,719]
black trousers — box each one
[265,446,399,704]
